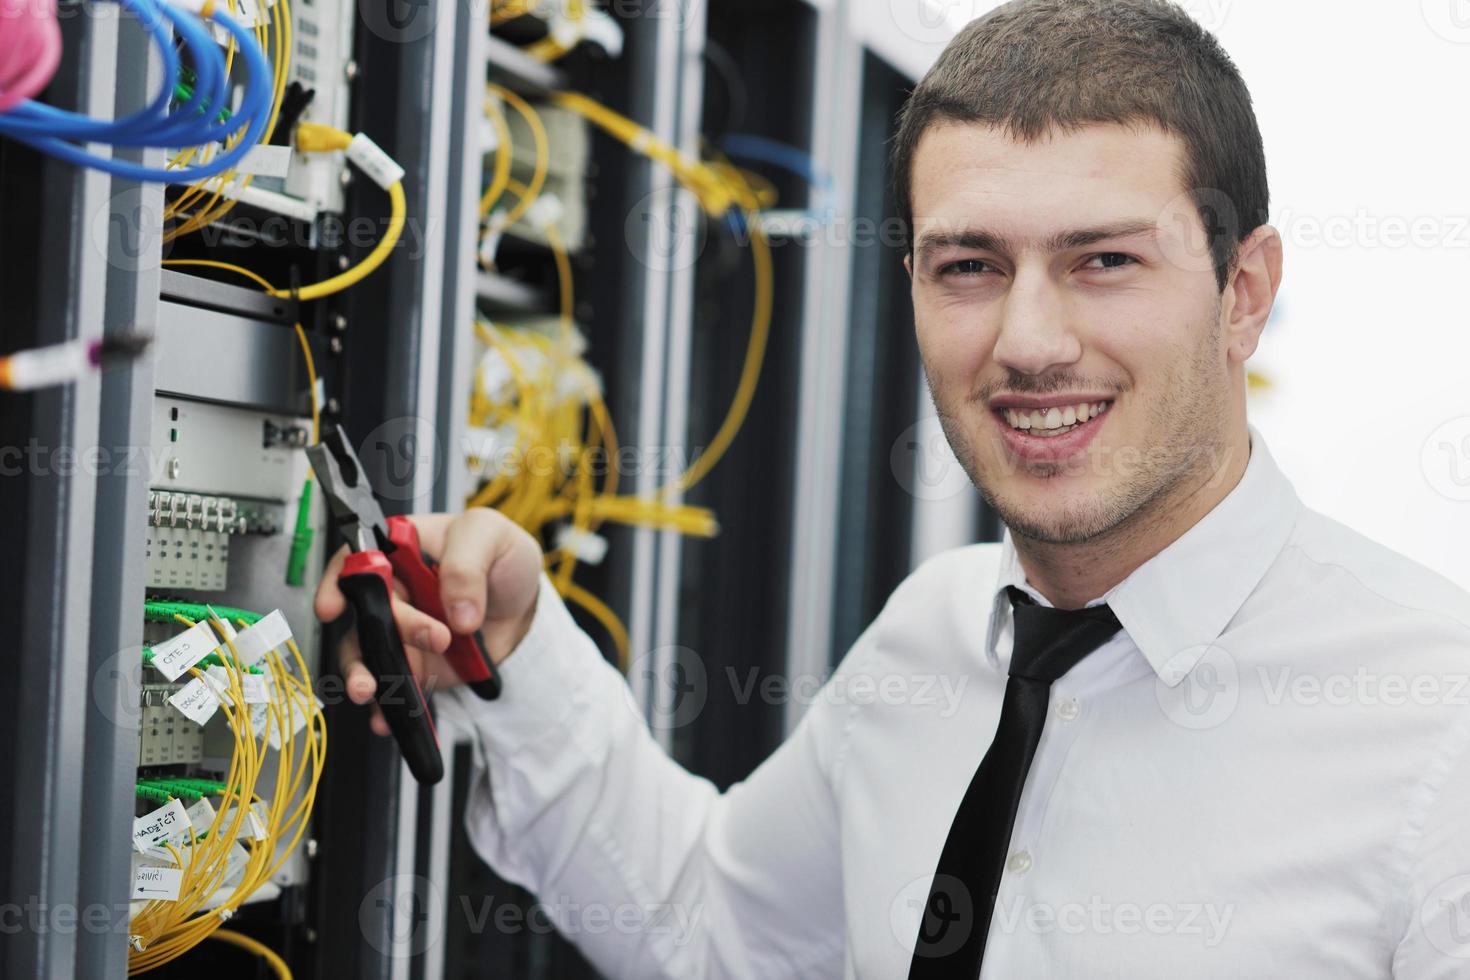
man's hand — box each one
[314,508,542,736]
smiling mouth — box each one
[997,400,1114,438]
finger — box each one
[437,508,538,633]
[370,706,390,738]
[337,630,376,705]
[403,513,460,563]
[314,544,351,622]
[388,592,452,655]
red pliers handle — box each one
[383,515,504,701]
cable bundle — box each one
[129,606,325,975]
[0,0,61,112]
[0,0,271,183]
[475,93,782,665]
[164,0,293,239]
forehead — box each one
[908,121,1189,246]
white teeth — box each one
[1003,400,1112,434]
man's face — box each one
[907,121,1238,545]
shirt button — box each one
[1006,849,1032,875]
[1055,697,1080,721]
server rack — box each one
[0,0,978,976]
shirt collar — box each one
[985,423,1301,687]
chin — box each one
[978,470,1133,545]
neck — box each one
[1012,426,1252,609]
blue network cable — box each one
[0,0,272,183]
[719,134,829,193]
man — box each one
[317,1,1470,976]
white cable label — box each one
[240,673,271,704]
[204,665,237,705]
[168,676,222,725]
[151,621,220,681]
[232,610,293,667]
[185,798,218,838]
[556,526,608,565]
[132,865,184,902]
[133,799,191,853]
[268,694,322,749]
[234,143,293,178]
[205,605,239,641]
[346,133,405,189]
[523,192,564,229]
[220,842,251,888]
[220,802,268,841]
[249,801,271,840]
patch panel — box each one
[137,681,205,767]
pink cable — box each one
[0,0,62,113]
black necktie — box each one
[909,585,1123,978]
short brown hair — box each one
[892,0,1268,291]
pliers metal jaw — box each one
[308,425,505,785]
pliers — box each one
[307,425,503,785]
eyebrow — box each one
[914,220,1160,261]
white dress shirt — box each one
[442,424,1470,979]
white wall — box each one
[862,0,1470,589]
[1220,0,1470,590]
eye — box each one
[940,258,997,278]
[1082,252,1138,271]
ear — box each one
[903,253,914,281]
[1223,225,1283,364]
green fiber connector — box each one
[139,782,201,804]
[157,778,234,796]
[144,600,263,626]
[136,785,174,806]
[171,81,233,124]
[285,478,315,587]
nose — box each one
[990,267,1082,377]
